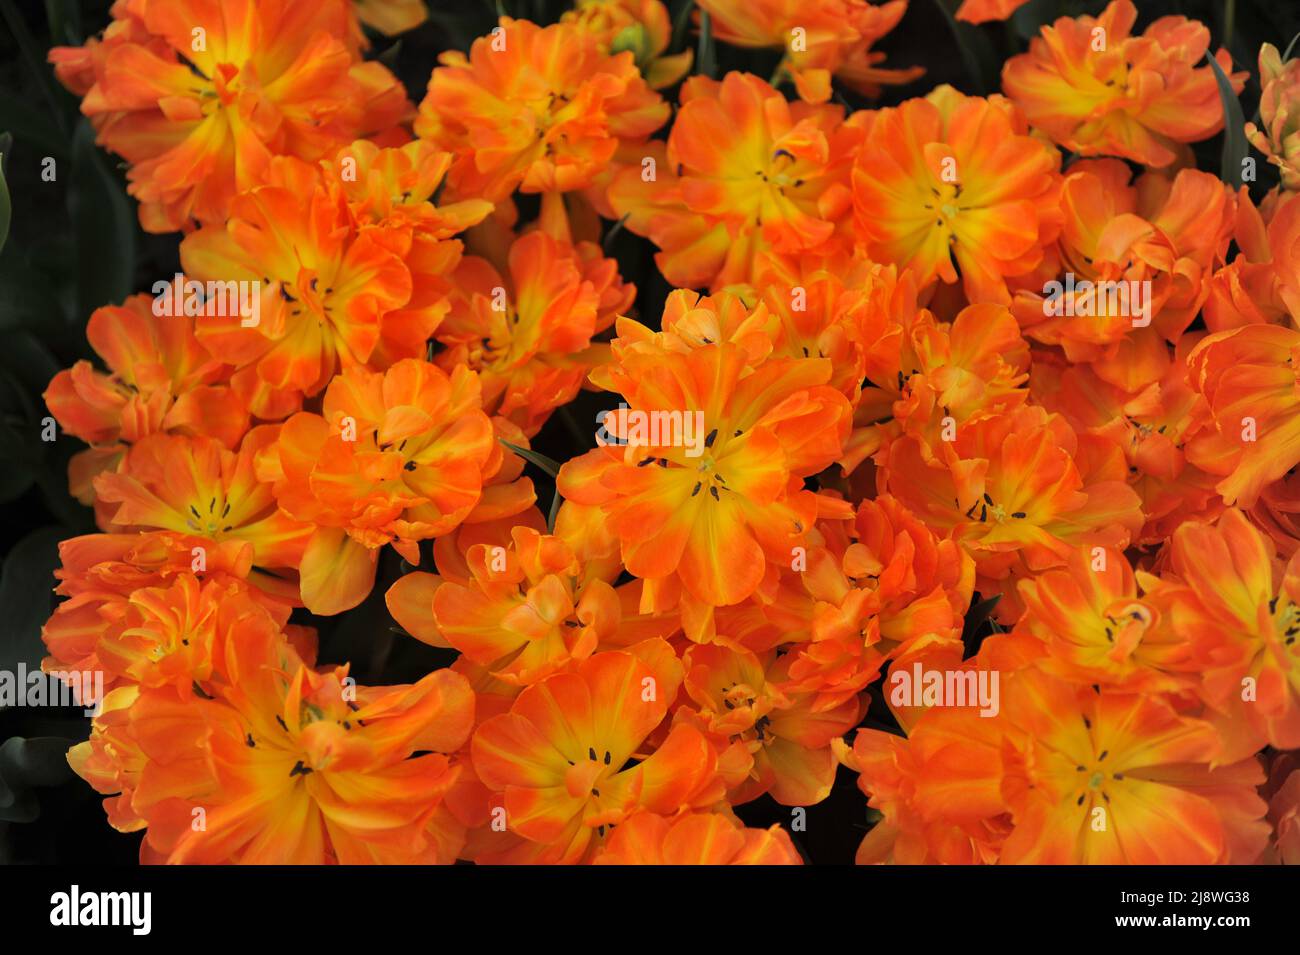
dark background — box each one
[0,0,1292,865]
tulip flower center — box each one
[761,148,806,193]
[1270,596,1299,647]
[564,746,614,799]
[1072,738,1124,810]
[184,494,236,538]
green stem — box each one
[696,9,715,78]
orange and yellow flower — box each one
[994,669,1269,864]
[955,0,1031,25]
[1186,323,1300,509]
[470,642,722,863]
[563,0,694,90]
[559,324,853,623]
[41,0,1300,870]
[851,85,1062,304]
[609,72,862,289]
[94,429,313,601]
[416,16,669,203]
[881,404,1143,610]
[1247,43,1300,191]
[694,0,921,104]
[1002,0,1244,169]
[679,642,862,805]
[353,0,428,36]
[53,0,409,232]
[81,615,476,864]
[255,358,535,615]
[1011,546,1190,692]
[591,810,802,863]
[1013,159,1235,372]
[435,219,632,436]
[44,281,249,504]
[1143,509,1300,751]
[41,531,292,691]
[385,523,677,685]
[180,152,477,419]
[842,664,1269,864]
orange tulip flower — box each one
[416,16,668,203]
[881,404,1143,612]
[559,338,852,616]
[1012,546,1190,692]
[180,153,474,420]
[563,0,694,90]
[834,727,1008,864]
[955,0,1031,24]
[591,810,802,864]
[44,281,249,504]
[1186,323,1300,508]
[1143,509,1300,750]
[256,359,535,615]
[681,643,862,805]
[436,224,632,437]
[852,85,1062,304]
[52,0,409,232]
[385,524,678,685]
[41,531,294,693]
[152,624,474,863]
[94,429,313,599]
[694,0,921,104]
[994,670,1269,864]
[609,72,862,289]
[471,642,723,863]
[1002,0,1244,168]
[353,0,428,36]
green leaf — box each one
[0,136,10,257]
[0,526,63,676]
[603,213,631,255]
[0,333,91,523]
[1206,51,1248,188]
[0,737,75,824]
[42,0,84,46]
[0,357,48,503]
[377,38,402,70]
[70,119,137,319]
[670,0,695,54]
[547,484,562,534]
[696,9,715,79]
[500,439,561,478]
[0,90,66,160]
[1283,32,1300,64]
[0,328,59,397]
[1009,0,1058,43]
[428,3,497,51]
[0,427,37,503]
[0,0,74,134]
[932,0,999,96]
[0,258,55,331]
